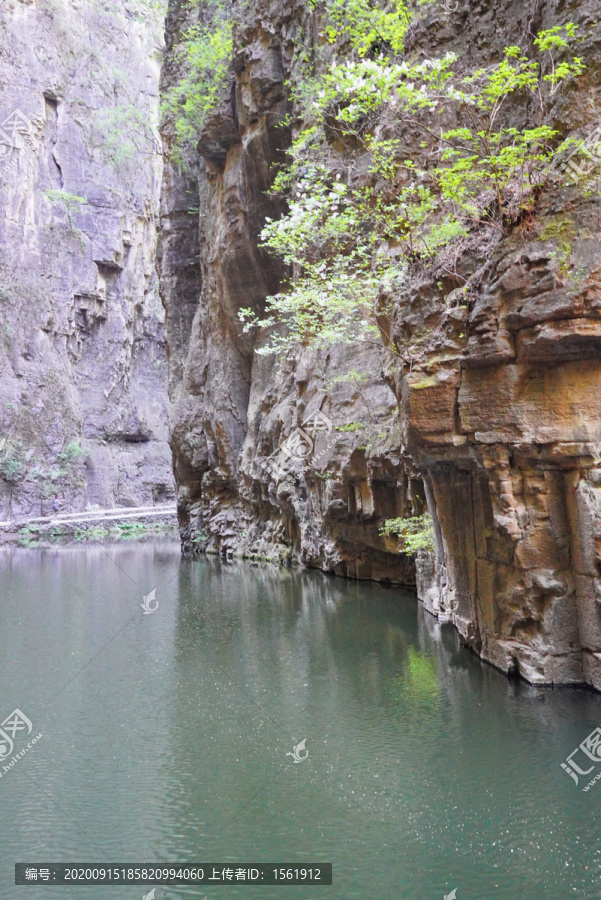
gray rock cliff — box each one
[0,0,174,517]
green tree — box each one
[44,191,87,230]
[380,513,435,554]
[240,17,584,357]
[0,440,27,520]
[161,0,233,167]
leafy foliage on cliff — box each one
[320,0,410,57]
[167,1,586,358]
[44,191,87,231]
[0,441,27,486]
[161,0,232,166]
[239,6,584,356]
[380,513,435,554]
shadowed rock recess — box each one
[0,0,174,517]
[159,0,601,688]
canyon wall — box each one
[0,0,174,517]
[159,0,601,688]
[160,0,418,585]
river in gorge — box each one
[0,539,600,899]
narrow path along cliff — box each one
[0,504,178,545]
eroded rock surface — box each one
[160,0,601,688]
[160,0,419,585]
[0,0,174,517]
[397,204,601,687]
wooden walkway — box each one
[0,504,178,538]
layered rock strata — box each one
[159,0,601,688]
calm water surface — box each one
[0,540,600,899]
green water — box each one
[1,541,600,899]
